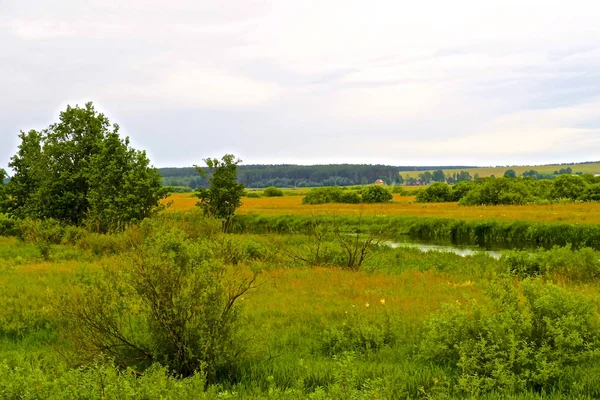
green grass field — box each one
[399,162,600,179]
[2,210,600,398]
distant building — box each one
[374,179,385,185]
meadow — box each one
[165,192,600,225]
[2,194,600,398]
[399,162,600,180]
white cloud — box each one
[1,0,600,167]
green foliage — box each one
[0,169,7,211]
[263,186,283,197]
[320,309,394,356]
[4,103,166,231]
[302,187,348,204]
[432,169,446,182]
[360,186,393,203]
[196,154,245,232]
[503,245,600,281]
[16,218,65,260]
[57,223,258,379]
[414,174,600,205]
[416,183,452,202]
[233,213,600,250]
[0,358,208,399]
[551,174,587,200]
[0,213,16,236]
[504,169,517,178]
[244,191,261,198]
[160,164,400,189]
[420,277,600,395]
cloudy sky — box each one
[1,0,600,169]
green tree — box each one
[196,154,245,232]
[4,103,166,231]
[504,169,517,178]
[432,169,446,182]
[416,182,452,202]
[86,131,168,232]
[361,185,393,203]
[263,186,283,197]
[0,169,7,209]
[419,171,433,184]
[3,130,43,218]
[551,174,586,200]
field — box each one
[164,192,600,224]
[399,162,600,179]
[3,192,600,398]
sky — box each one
[1,0,600,170]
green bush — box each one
[0,213,16,236]
[302,187,345,205]
[361,185,393,203]
[420,277,600,395]
[503,246,600,281]
[245,191,261,198]
[16,218,65,259]
[416,183,452,202]
[58,224,258,380]
[263,186,283,197]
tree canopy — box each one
[3,102,167,231]
[195,154,245,232]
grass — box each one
[163,192,600,224]
[3,209,600,397]
[399,162,600,180]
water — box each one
[384,237,503,259]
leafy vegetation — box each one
[302,186,392,205]
[195,154,245,232]
[161,164,402,189]
[1,102,167,232]
[415,174,600,205]
[263,186,283,197]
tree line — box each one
[416,174,600,205]
[160,164,402,189]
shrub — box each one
[340,191,361,204]
[0,213,16,236]
[361,185,393,203]
[245,191,261,198]
[16,218,65,259]
[57,225,259,380]
[551,174,586,200]
[420,277,600,394]
[302,187,346,204]
[504,246,600,281]
[263,186,283,197]
[416,183,452,202]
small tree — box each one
[361,185,393,203]
[263,186,283,197]
[196,154,245,232]
[504,169,517,179]
[432,169,446,182]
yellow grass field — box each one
[163,193,600,224]
[399,162,600,180]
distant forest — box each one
[160,164,405,188]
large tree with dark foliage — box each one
[3,102,167,231]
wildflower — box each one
[380,299,385,305]
[365,302,370,307]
